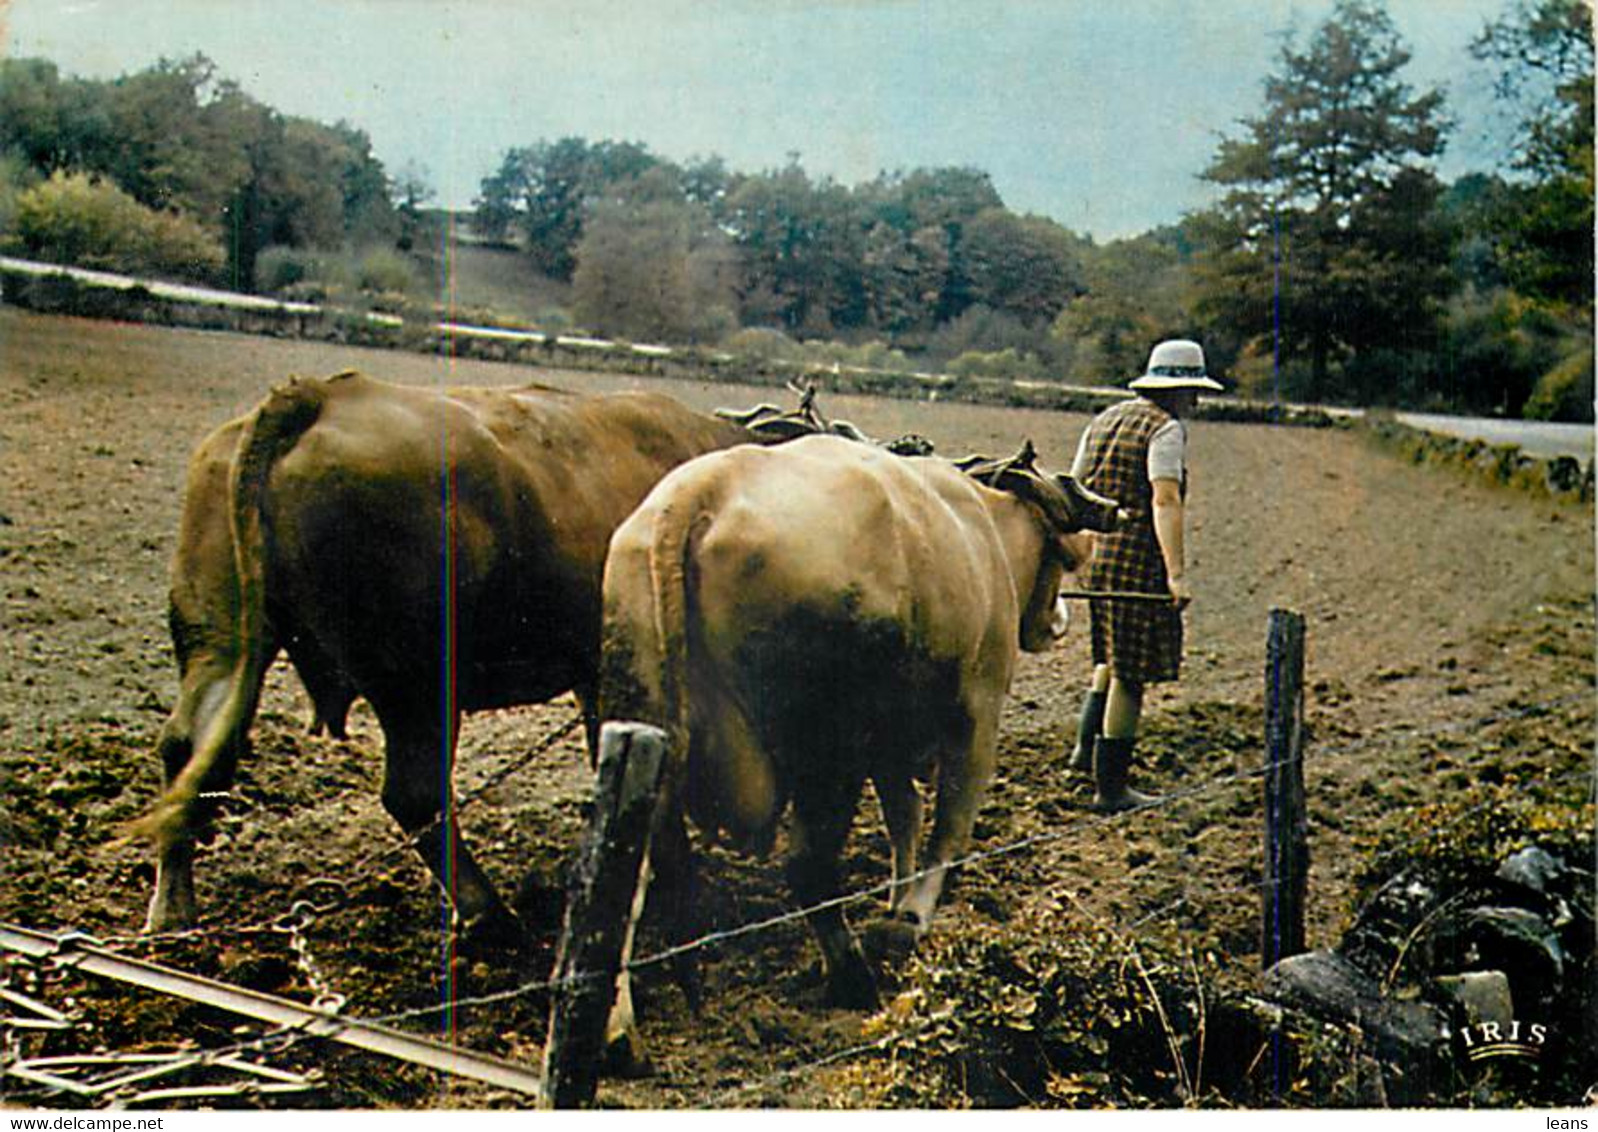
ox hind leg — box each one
[874,771,923,917]
[855,770,929,969]
[601,805,691,1079]
[787,772,878,1010]
[369,697,520,945]
[895,712,994,935]
[146,644,268,931]
[572,678,602,766]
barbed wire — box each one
[679,763,1596,1109]
[19,674,1590,1107]
[100,710,584,956]
[633,685,1596,1108]
[335,681,1598,1029]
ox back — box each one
[141,370,750,937]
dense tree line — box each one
[0,53,399,290]
[473,0,1590,419]
[0,2,1588,418]
[477,144,1086,348]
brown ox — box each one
[597,435,1120,1053]
[140,370,751,938]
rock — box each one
[1341,874,1440,977]
[1544,455,1584,496]
[1496,846,1564,896]
[1262,949,1447,1063]
[1464,907,1565,1009]
[1433,970,1514,1029]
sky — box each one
[3,0,1520,240]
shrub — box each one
[926,304,1052,369]
[356,245,419,298]
[257,245,315,293]
[11,171,222,284]
[0,152,41,247]
[799,338,912,371]
[721,326,803,363]
[947,347,1039,380]
[534,305,575,334]
[1522,338,1595,422]
[134,208,227,284]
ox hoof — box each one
[145,888,198,935]
[512,871,565,932]
[860,915,920,967]
[145,908,195,935]
[672,953,705,1016]
[600,1031,656,1080]
[823,957,881,1012]
[460,907,530,955]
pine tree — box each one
[1192,0,1451,403]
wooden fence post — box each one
[540,721,667,1109]
[1262,608,1309,969]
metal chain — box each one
[275,900,345,1014]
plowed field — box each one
[2,308,1591,1108]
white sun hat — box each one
[1129,339,1224,392]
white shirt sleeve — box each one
[1069,426,1092,479]
[1146,418,1186,482]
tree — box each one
[1191,0,1451,402]
[724,160,866,336]
[99,56,247,220]
[1053,230,1195,385]
[207,95,396,290]
[392,160,436,252]
[877,167,1006,324]
[0,59,114,175]
[857,218,947,337]
[960,208,1085,326]
[1471,0,1593,307]
[1,55,400,289]
[475,137,660,279]
[573,170,736,343]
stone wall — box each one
[0,262,1342,428]
[1359,414,1594,505]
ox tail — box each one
[604,486,714,781]
[135,374,334,854]
[649,500,704,776]
[626,489,703,783]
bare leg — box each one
[1104,674,1144,739]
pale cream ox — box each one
[596,434,1121,1062]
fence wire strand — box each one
[15,678,1591,1106]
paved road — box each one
[1395,412,1594,462]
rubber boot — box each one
[1093,736,1160,813]
[1068,690,1106,774]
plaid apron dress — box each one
[1077,398,1185,685]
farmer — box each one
[1067,339,1222,812]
